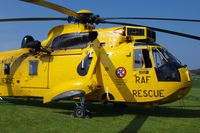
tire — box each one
[73,106,86,118]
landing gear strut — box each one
[73,96,91,118]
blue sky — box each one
[0,0,199,69]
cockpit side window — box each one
[152,48,167,68]
[152,47,181,81]
[134,49,152,68]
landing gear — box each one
[73,96,91,118]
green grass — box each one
[0,77,200,133]
[192,75,200,88]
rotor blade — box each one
[102,17,200,23]
[21,0,79,17]
[101,21,200,40]
[0,17,67,22]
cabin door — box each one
[14,54,50,88]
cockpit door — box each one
[132,47,160,102]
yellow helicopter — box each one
[0,0,199,118]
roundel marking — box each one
[116,67,126,78]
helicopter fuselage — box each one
[0,24,192,106]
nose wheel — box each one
[73,96,91,118]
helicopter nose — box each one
[177,87,191,99]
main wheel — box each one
[73,106,86,118]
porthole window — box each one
[4,64,10,75]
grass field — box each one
[0,77,200,133]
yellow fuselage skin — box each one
[0,24,192,106]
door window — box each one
[29,61,38,75]
[134,49,152,68]
[134,49,143,68]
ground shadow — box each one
[119,115,149,133]
[2,97,200,118]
